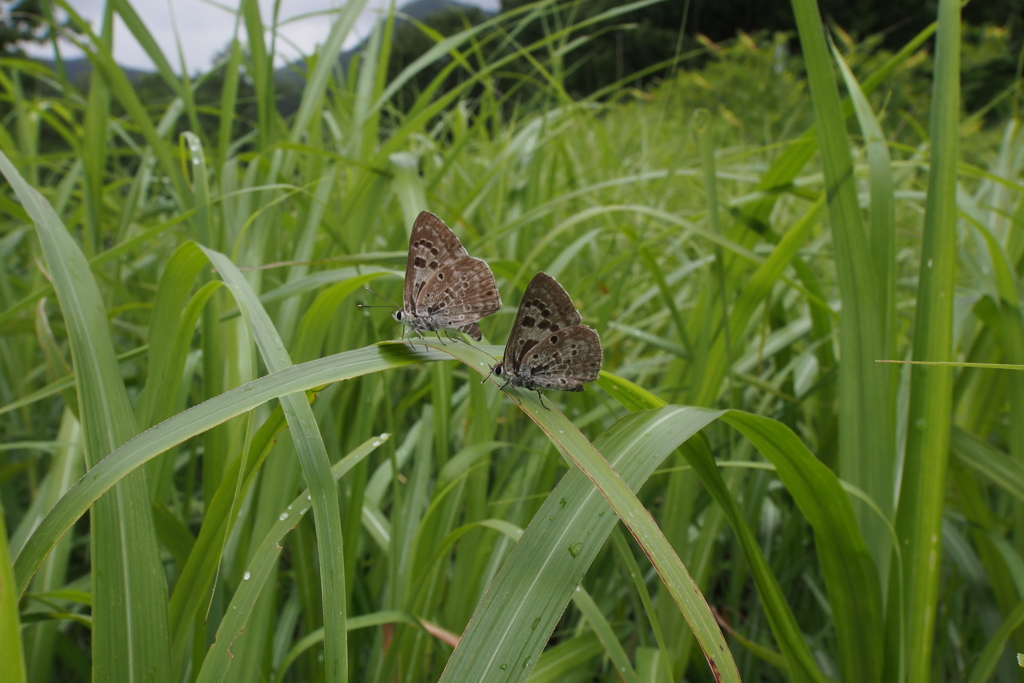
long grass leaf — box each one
[0,492,27,683]
[0,150,173,681]
[195,435,386,682]
[13,343,437,596]
[887,0,960,679]
[201,246,350,680]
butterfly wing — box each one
[518,325,602,391]
[403,211,470,312]
[504,272,582,374]
[413,257,502,339]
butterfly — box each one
[486,272,602,408]
[391,211,502,343]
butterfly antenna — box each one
[356,286,400,309]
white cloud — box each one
[29,0,499,73]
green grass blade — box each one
[53,0,190,204]
[721,412,884,682]
[790,8,892,657]
[200,246,350,680]
[0,492,27,683]
[13,411,83,683]
[0,149,173,681]
[612,377,827,681]
[964,597,1024,683]
[440,403,734,682]
[13,343,437,597]
[195,434,386,682]
[887,0,960,679]
[438,336,737,680]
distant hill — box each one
[35,56,151,88]
[276,0,493,88]
[400,0,488,22]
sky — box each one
[26,0,500,72]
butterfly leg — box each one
[406,329,429,351]
[501,382,527,408]
[535,390,551,411]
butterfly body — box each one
[491,272,602,404]
[395,211,501,341]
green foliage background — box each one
[1,0,1022,681]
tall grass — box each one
[1,0,1020,680]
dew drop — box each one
[568,542,583,558]
[531,617,541,631]
[279,512,289,521]
[243,571,251,581]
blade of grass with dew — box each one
[0,149,174,681]
[195,434,387,682]
[200,245,351,680]
[13,343,445,597]
[885,0,960,679]
[436,342,738,681]
[439,404,730,681]
[166,402,287,667]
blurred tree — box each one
[496,0,1021,114]
[0,0,78,56]
[499,0,684,99]
[385,4,488,114]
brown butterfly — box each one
[391,211,502,343]
[485,272,602,408]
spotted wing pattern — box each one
[412,257,502,340]
[402,211,470,311]
[397,211,501,340]
[502,272,601,390]
[513,325,602,391]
